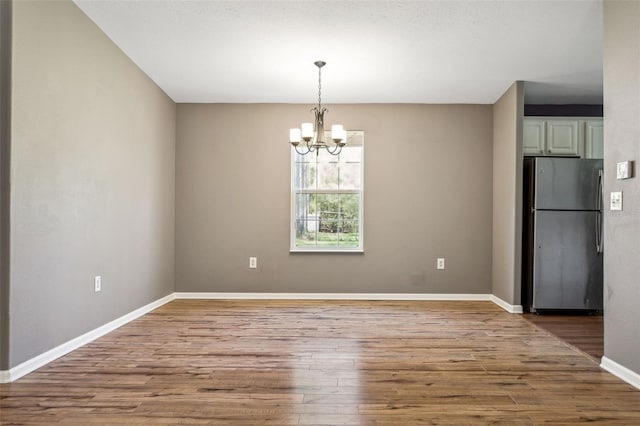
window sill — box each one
[290,248,364,254]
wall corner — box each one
[0,0,13,371]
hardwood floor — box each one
[1,300,639,424]
[523,312,604,360]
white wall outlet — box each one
[249,257,257,269]
[610,191,623,211]
[94,276,101,292]
[437,258,445,270]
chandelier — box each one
[289,61,346,156]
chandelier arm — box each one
[293,143,312,156]
[325,144,343,156]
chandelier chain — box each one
[318,65,322,109]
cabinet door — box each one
[523,120,546,155]
[546,120,579,156]
[584,120,604,159]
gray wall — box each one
[603,1,640,374]
[176,104,493,294]
[8,0,176,368]
[491,82,524,305]
[0,0,12,371]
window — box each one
[291,131,364,252]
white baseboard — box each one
[176,292,522,313]
[0,293,175,383]
[601,356,640,390]
[490,295,524,314]
[173,292,494,301]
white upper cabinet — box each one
[546,120,579,155]
[523,120,546,155]
[523,117,603,159]
[584,120,604,159]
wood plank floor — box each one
[1,300,639,424]
[523,312,604,360]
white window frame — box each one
[290,130,364,253]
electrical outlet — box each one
[249,257,257,269]
[94,276,101,292]
[437,258,445,270]
[610,192,623,211]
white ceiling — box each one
[73,0,603,105]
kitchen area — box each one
[520,105,605,360]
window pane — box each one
[339,163,361,190]
[317,147,340,164]
[317,220,339,247]
[340,220,358,234]
[317,162,338,189]
[294,151,312,163]
[295,219,317,246]
[293,162,316,190]
[316,194,339,222]
[339,194,359,220]
[339,220,359,247]
[339,146,362,163]
[295,193,316,218]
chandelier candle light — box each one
[289,61,346,156]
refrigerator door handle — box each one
[596,211,602,253]
[597,169,603,211]
[596,169,603,253]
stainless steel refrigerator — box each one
[522,157,603,312]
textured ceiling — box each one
[73,0,603,105]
